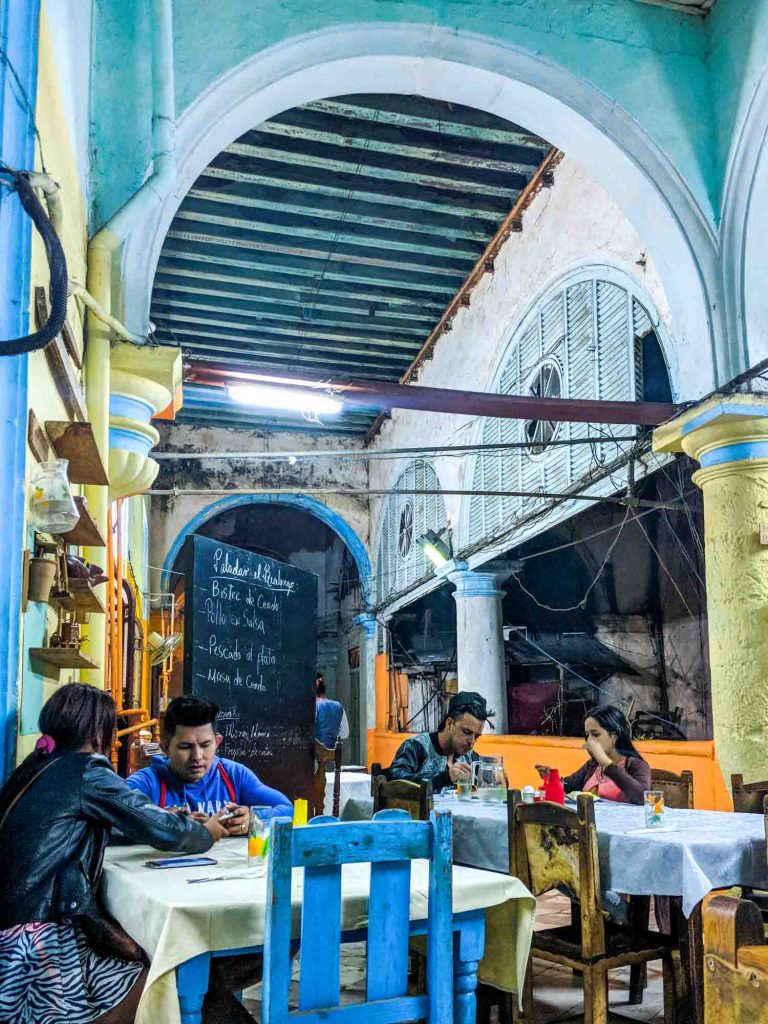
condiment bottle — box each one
[543,768,565,805]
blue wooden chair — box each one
[175,809,485,1024]
[261,808,480,1024]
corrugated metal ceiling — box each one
[151,94,551,435]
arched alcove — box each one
[161,493,372,760]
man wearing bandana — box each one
[388,691,495,790]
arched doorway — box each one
[161,494,371,761]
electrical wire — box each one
[518,635,685,734]
[0,169,68,354]
[629,510,698,620]
[508,506,632,612]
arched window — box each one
[375,459,447,607]
[463,272,671,551]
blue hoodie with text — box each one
[126,754,293,820]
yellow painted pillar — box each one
[81,241,113,687]
[654,395,768,787]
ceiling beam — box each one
[231,132,529,196]
[201,160,511,217]
[152,277,437,324]
[305,95,542,139]
[184,360,682,426]
[173,200,485,260]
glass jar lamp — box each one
[29,459,79,535]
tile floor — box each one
[242,891,668,1022]
[522,891,667,1023]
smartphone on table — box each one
[144,856,218,869]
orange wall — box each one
[366,729,732,811]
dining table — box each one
[343,793,768,1023]
[101,835,536,1024]
[324,768,371,816]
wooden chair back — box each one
[650,768,694,809]
[731,774,768,814]
[505,789,523,875]
[703,893,767,1022]
[372,775,433,820]
[313,739,342,817]
[514,794,605,959]
[262,809,454,1024]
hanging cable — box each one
[0,168,68,355]
[509,506,631,612]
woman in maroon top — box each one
[536,704,651,805]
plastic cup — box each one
[644,790,665,828]
[248,806,271,872]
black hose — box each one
[0,169,68,356]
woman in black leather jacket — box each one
[0,683,229,1024]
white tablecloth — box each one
[102,834,534,1024]
[343,795,768,916]
[324,770,371,816]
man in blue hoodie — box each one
[127,695,292,836]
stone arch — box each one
[120,24,722,396]
[161,493,372,607]
[721,63,768,375]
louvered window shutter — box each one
[460,273,667,559]
[375,458,447,607]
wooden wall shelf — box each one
[45,421,109,485]
[29,647,100,679]
[60,496,106,547]
[49,579,106,614]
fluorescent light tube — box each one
[227,384,342,415]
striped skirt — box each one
[0,920,143,1024]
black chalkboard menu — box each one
[182,535,317,806]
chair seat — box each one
[533,922,676,967]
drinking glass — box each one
[644,790,665,828]
[248,806,271,871]
[456,780,473,802]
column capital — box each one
[353,612,377,638]
[448,566,505,600]
[653,394,768,484]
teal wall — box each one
[707,0,768,211]
[91,0,716,227]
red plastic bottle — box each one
[543,768,565,805]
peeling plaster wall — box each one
[148,422,369,595]
[369,158,671,567]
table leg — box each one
[177,951,212,1024]
[672,898,704,1024]
[453,910,485,1024]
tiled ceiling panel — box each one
[151,94,551,434]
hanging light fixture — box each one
[417,529,452,568]
[227,383,342,416]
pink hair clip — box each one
[35,734,56,754]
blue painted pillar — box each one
[353,612,377,760]
[0,0,41,776]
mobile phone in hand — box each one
[144,856,218,869]
[217,810,236,821]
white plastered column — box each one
[445,561,508,731]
